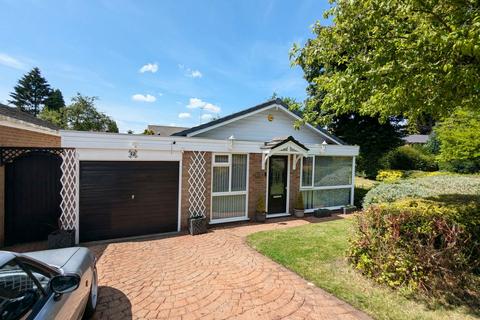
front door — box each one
[268,156,288,214]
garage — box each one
[79,161,179,242]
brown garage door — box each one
[79,161,179,242]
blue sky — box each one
[0,0,330,133]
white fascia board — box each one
[61,130,264,153]
[76,148,182,161]
[0,116,59,136]
[61,130,359,155]
[306,144,360,156]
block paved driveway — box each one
[88,217,371,320]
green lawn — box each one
[247,218,478,320]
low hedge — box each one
[381,145,438,171]
[375,169,450,183]
[364,175,480,207]
[349,197,480,303]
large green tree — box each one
[329,114,405,177]
[435,108,480,172]
[39,93,118,133]
[291,0,480,125]
[8,67,51,116]
[44,88,66,111]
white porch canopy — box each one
[260,136,309,170]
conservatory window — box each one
[212,154,248,220]
[300,156,354,210]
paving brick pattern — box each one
[89,217,371,320]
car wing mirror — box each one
[50,273,81,295]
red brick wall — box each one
[181,152,300,228]
[248,153,267,219]
[180,151,212,230]
[0,125,60,147]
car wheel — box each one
[83,267,98,319]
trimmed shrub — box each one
[402,170,449,179]
[381,145,438,171]
[363,175,480,207]
[439,159,480,174]
[349,197,480,303]
[376,169,403,182]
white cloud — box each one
[0,53,25,70]
[178,112,191,119]
[186,97,205,109]
[186,98,220,113]
[157,92,163,96]
[201,114,214,122]
[132,94,156,102]
[188,70,202,78]
[139,63,158,73]
[178,64,203,78]
[203,103,220,113]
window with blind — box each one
[212,154,248,220]
[300,156,353,210]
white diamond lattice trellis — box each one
[59,149,79,233]
[188,151,207,218]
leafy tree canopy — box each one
[291,0,480,125]
[330,113,405,177]
[39,93,118,133]
[44,88,66,111]
[435,108,480,163]
[271,92,302,112]
[8,67,51,116]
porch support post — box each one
[261,153,268,170]
[292,154,302,170]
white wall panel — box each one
[195,108,327,144]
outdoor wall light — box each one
[228,135,235,149]
[320,140,327,152]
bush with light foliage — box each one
[376,170,403,183]
[349,197,480,304]
[364,175,480,207]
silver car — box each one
[0,247,98,319]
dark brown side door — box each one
[268,156,288,214]
[79,161,179,242]
[5,152,62,245]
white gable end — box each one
[193,104,329,144]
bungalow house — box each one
[55,99,359,244]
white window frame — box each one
[213,154,230,166]
[210,153,249,223]
[300,155,314,188]
[300,155,355,211]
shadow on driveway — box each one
[93,286,132,320]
